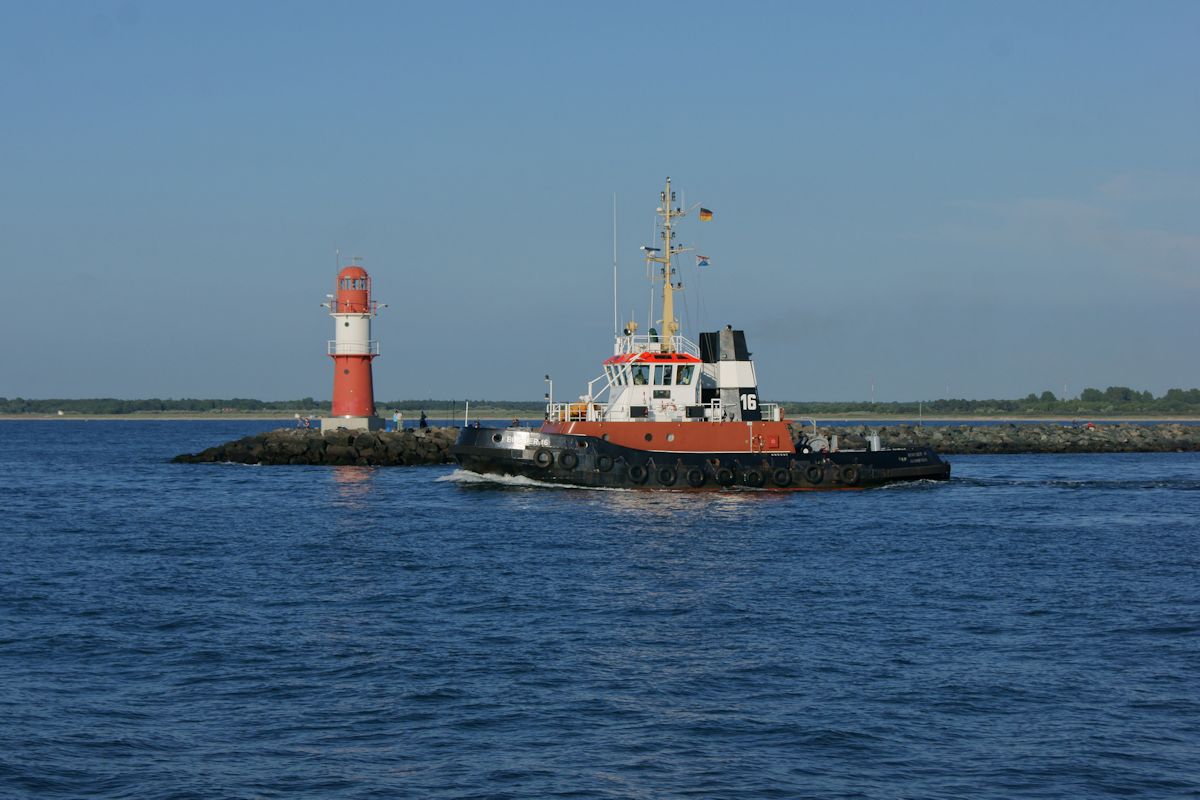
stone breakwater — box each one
[172,423,1200,466]
[173,427,459,466]
[817,423,1200,454]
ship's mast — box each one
[647,176,684,352]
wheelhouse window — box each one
[676,365,695,385]
[653,364,673,385]
[631,365,649,385]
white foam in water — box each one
[439,468,634,491]
[879,478,944,490]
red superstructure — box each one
[539,324,795,455]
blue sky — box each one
[2,1,1197,402]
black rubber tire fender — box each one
[657,467,677,487]
[772,468,792,487]
[627,464,648,484]
[596,454,614,472]
[840,465,860,486]
[744,469,764,488]
[715,467,735,486]
[685,468,706,488]
[534,448,554,469]
[804,464,824,484]
[558,450,579,470]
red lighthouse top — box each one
[335,266,371,313]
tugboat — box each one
[452,178,951,490]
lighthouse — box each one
[321,260,385,432]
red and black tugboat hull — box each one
[452,427,950,491]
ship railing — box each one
[613,334,700,358]
[700,399,731,421]
[328,340,380,356]
[699,399,782,422]
[792,417,819,441]
[546,401,608,423]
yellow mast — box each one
[648,176,683,351]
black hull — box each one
[452,427,950,491]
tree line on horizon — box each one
[784,386,1200,416]
[3,386,1200,416]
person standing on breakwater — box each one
[419,411,428,429]
[393,409,403,429]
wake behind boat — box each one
[452,177,951,490]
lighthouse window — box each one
[676,365,695,385]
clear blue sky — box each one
[2,1,1197,402]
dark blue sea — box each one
[2,421,1198,799]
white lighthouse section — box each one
[328,314,378,356]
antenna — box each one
[613,193,618,337]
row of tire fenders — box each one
[529,447,861,489]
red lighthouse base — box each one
[321,354,383,433]
[331,354,376,417]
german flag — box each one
[699,207,713,222]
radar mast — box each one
[645,176,688,352]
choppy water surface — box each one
[1,421,1197,799]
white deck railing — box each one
[614,334,700,358]
[546,399,783,423]
[547,402,608,422]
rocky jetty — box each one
[173,422,1200,466]
[811,423,1200,454]
[173,427,459,466]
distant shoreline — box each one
[5,413,1200,423]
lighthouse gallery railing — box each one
[327,340,380,356]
